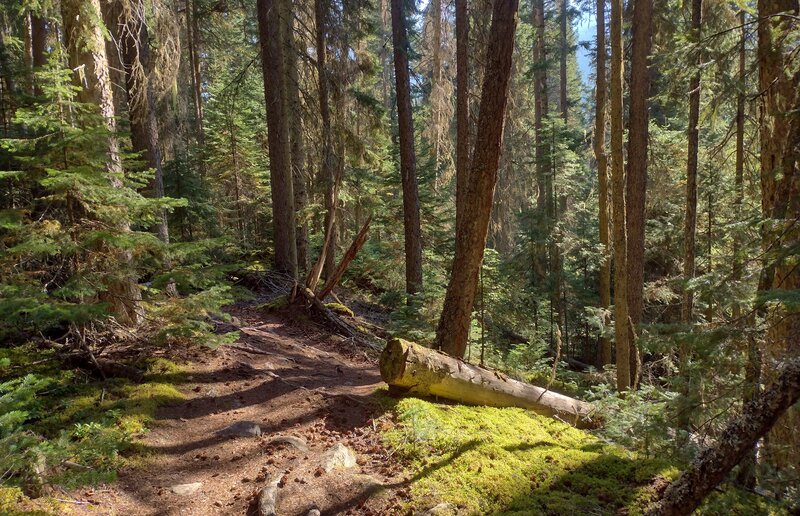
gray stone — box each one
[218,421,262,437]
[320,443,357,473]
[269,435,308,452]
[170,482,202,496]
[306,509,321,516]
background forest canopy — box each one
[0,0,799,510]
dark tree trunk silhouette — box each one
[435,0,519,358]
[390,0,423,297]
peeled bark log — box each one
[380,338,597,428]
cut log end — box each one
[379,338,410,384]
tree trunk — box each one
[732,10,758,489]
[111,0,170,245]
[646,357,800,516]
[559,0,568,123]
[30,13,46,96]
[757,0,800,471]
[455,0,469,235]
[381,338,596,427]
[609,0,629,391]
[22,12,33,95]
[390,0,424,297]
[532,0,550,285]
[315,0,338,281]
[434,0,518,358]
[594,0,611,367]
[624,0,652,388]
[680,0,701,329]
[187,0,206,175]
[282,0,308,274]
[258,0,298,277]
[61,0,144,326]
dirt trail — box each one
[73,304,405,515]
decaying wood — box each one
[380,338,597,428]
[317,217,371,300]
[257,472,284,516]
[305,210,336,293]
[297,287,379,351]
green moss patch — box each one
[326,302,355,317]
[1,351,186,513]
[382,398,785,515]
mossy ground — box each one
[0,350,186,514]
[382,397,786,515]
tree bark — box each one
[609,0,629,390]
[678,0,702,402]
[532,0,550,285]
[455,0,469,236]
[680,0,702,329]
[594,0,611,367]
[29,13,47,96]
[624,0,652,388]
[756,0,800,471]
[282,0,308,273]
[646,357,800,516]
[258,0,298,277]
[381,338,596,427]
[187,0,206,172]
[61,0,144,326]
[559,0,568,123]
[434,0,518,358]
[390,0,424,297]
[315,0,338,281]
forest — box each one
[0,0,798,512]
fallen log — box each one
[379,338,598,428]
